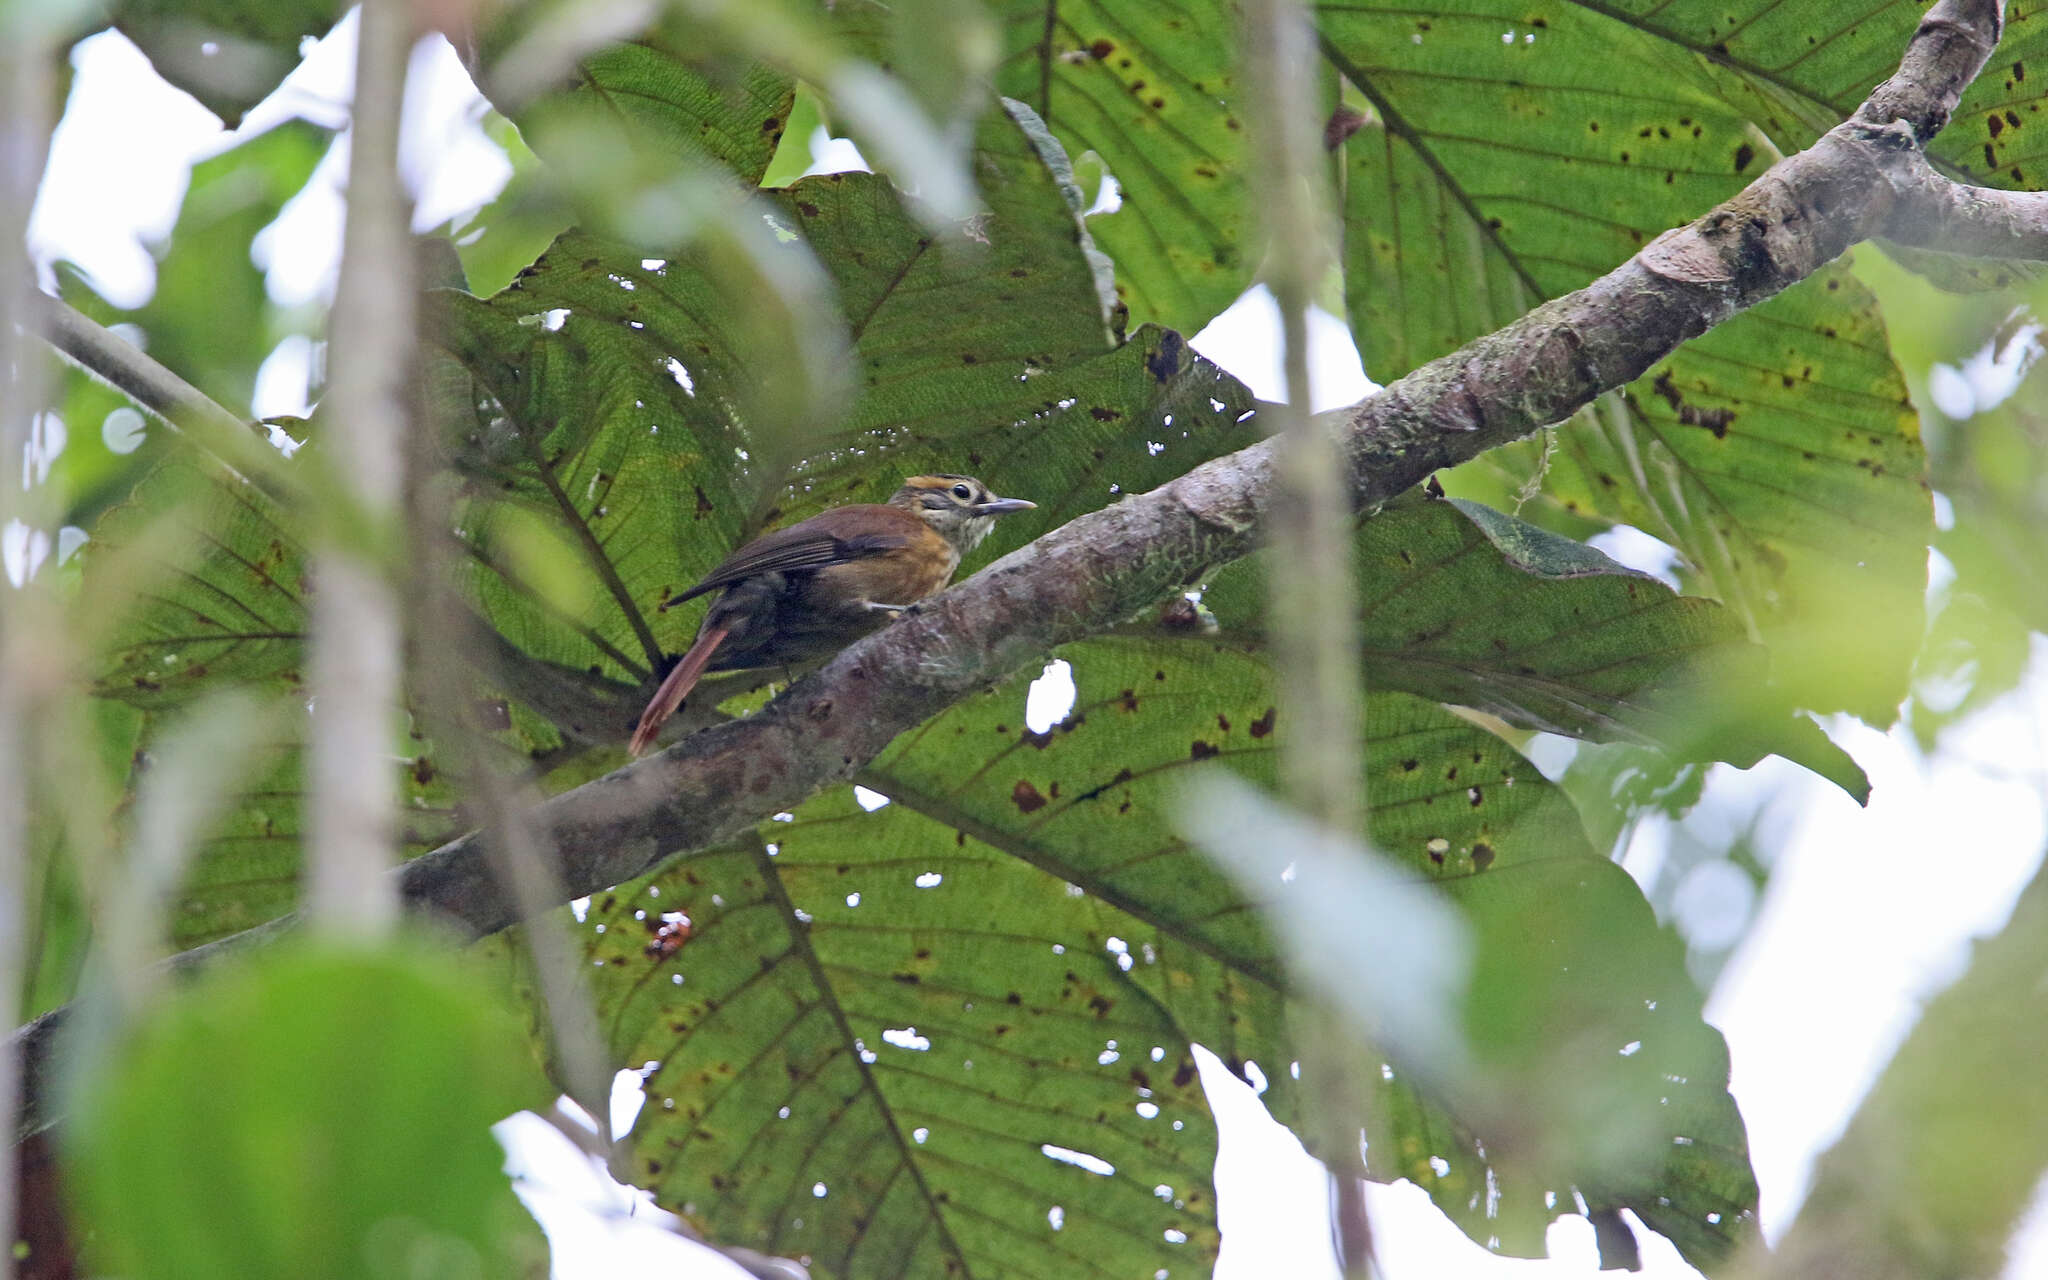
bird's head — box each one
[889,474,1037,553]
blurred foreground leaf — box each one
[68,942,548,1280]
[109,0,342,125]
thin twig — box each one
[0,11,63,1271]
[31,293,297,504]
[1243,0,1374,1269]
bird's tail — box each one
[629,626,730,756]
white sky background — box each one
[27,18,2048,1280]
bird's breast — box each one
[812,538,959,607]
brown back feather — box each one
[666,504,925,606]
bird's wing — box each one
[667,504,916,606]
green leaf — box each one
[82,460,509,947]
[982,0,1256,334]
[581,805,1240,1278]
[1322,3,1936,722]
[1202,493,1867,796]
[1509,265,1928,724]
[475,4,798,187]
[1439,855,1757,1265]
[1183,777,1757,1266]
[108,0,343,125]
[88,456,308,706]
[141,696,469,950]
[1927,4,2048,196]
[552,636,1754,1274]
[446,111,569,299]
[68,942,547,1280]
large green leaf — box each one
[473,12,798,189]
[1942,0,2048,189]
[567,642,1754,1275]
[1319,2,1939,721]
[83,456,539,947]
[69,943,548,1279]
[89,456,308,705]
[983,0,1256,335]
[1202,491,1863,795]
[133,694,470,950]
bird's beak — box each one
[973,497,1037,516]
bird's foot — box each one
[863,600,915,616]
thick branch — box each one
[1880,145,2048,257]
[11,0,2028,1130]
[1855,0,2004,140]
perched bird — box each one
[629,474,1036,754]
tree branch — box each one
[11,0,2029,1130]
[31,292,297,505]
[1880,145,2048,257]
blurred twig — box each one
[304,0,417,936]
[2,9,65,1271]
[409,239,619,1167]
[1242,0,1373,1270]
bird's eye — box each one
[951,483,973,500]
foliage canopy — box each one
[19,0,2048,1277]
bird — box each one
[628,474,1036,755]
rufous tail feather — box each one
[629,627,729,756]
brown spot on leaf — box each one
[1471,842,1496,870]
[1190,740,1219,760]
[1012,780,1048,813]
[1651,370,1734,438]
[1733,143,1755,172]
[1249,706,1277,738]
